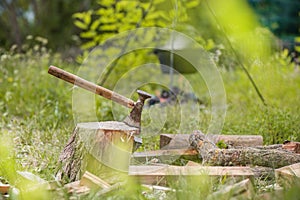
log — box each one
[55,121,139,183]
[189,132,300,169]
[160,133,263,149]
[128,165,254,186]
[275,163,300,186]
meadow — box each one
[0,39,300,199]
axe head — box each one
[123,90,151,131]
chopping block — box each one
[56,121,139,183]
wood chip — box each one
[80,171,111,189]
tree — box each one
[0,0,98,51]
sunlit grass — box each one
[0,37,300,198]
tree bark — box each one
[189,132,300,169]
[160,133,263,149]
[55,121,139,183]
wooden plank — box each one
[275,163,300,186]
[80,171,111,189]
[160,134,263,149]
[133,149,197,158]
[128,165,254,185]
[132,149,198,162]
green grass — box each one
[0,46,300,199]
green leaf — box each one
[186,0,199,9]
[99,16,117,24]
[72,12,85,20]
[145,12,161,20]
[81,41,97,50]
[83,11,92,25]
[95,7,114,16]
[158,12,171,21]
[97,0,115,7]
[74,20,87,30]
[80,31,97,38]
[90,19,101,31]
[99,24,117,31]
[152,0,165,5]
[140,2,151,10]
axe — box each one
[48,65,151,134]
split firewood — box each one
[189,132,300,169]
[132,148,198,163]
[80,171,111,190]
[185,161,274,180]
[275,162,300,186]
[128,165,254,186]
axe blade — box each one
[123,90,151,130]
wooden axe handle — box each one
[48,65,135,109]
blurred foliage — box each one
[0,134,51,199]
[73,0,199,50]
[0,0,300,199]
[0,0,98,52]
[0,0,298,56]
[248,0,300,39]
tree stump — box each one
[189,132,300,169]
[56,121,139,183]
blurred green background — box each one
[0,0,299,199]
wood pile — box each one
[57,128,300,199]
[2,128,299,199]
